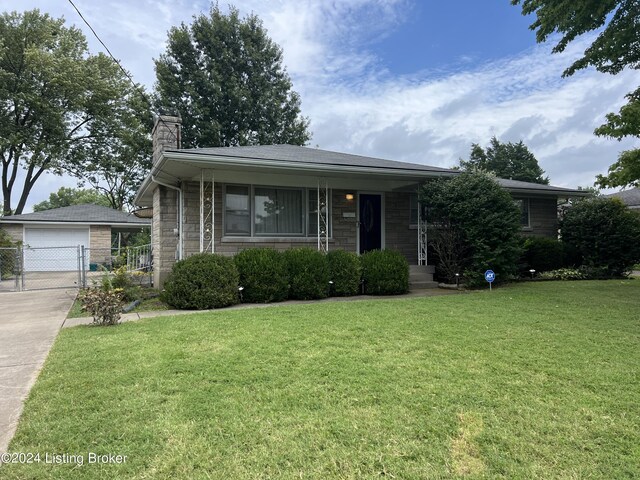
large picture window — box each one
[223,185,331,237]
[254,187,304,235]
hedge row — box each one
[161,247,408,309]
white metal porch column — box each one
[417,200,428,265]
[200,170,215,253]
[317,180,329,253]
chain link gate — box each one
[21,246,84,290]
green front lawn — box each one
[5,281,640,478]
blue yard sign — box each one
[484,270,495,290]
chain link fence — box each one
[0,247,21,292]
[0,244,153,292]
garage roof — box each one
[0,204,151,226]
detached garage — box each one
[0,204,151,272]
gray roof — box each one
[172,144,456,173]
[0,204,151,225]
[495,178,585,194]
[605,187,640,206]
[169,144,584,195]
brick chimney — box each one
[152,114,181,166]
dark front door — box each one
[359,194,382,254]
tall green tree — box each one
[459,137,549,184]
[512,0,640,188]
[0,9,150,216]
[154,5,310,148]
[32,187,111,212]
[63,90,153,211]
[419,171,523,286]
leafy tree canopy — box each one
[459,137,549,184]
[32,187,111,212]
[0,9,151,215]
[154,5,311,148]
[512,0,640,188]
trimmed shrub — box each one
[283,247,329,300]
[419,171,522,287]
[327,250,362,296]
[234,248,288,303]
[360,249,409,295]
[520,236,564,273]
[161,253,239,309]
[561,197,640,276]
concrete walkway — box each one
[63,287,462,328]
[0,289,76,454]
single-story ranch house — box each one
[136,116,586,287]
[0,204,150,271]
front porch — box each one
[149,168,431,287]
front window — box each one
[254,187,304,236]
[224,185,331,237]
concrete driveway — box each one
[0,289,76,454]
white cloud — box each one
[2,0,639,211]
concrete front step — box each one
[409,280,440,290]
[409,265,438,289]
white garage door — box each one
[24,227,89,271]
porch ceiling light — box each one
[345,193,354,201]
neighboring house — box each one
[0,204,150,271]
[136,116,587,287]
[605,187,640,210]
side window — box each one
[514,198,530,227]
[224,185,250,235]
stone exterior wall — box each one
[385,191,417,264]
[521,197,558,238]
[89,225,112,264]
[153,186,179,288]
[0,224,23,243]
[331,189,358,253]
[151,115,182,288]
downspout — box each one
[151,176,183,260]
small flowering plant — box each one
[80,287,124,326]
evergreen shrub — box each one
[360,249,409,295]
[162,253,239,309]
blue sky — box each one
[1,0,639,210]
[372,1,537,75]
